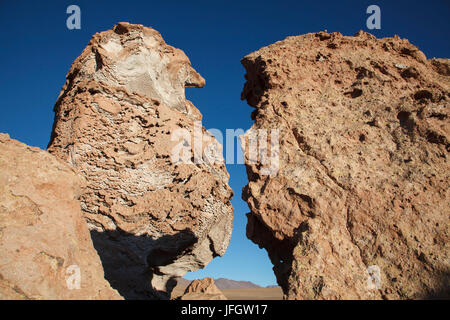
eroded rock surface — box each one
[47,22,233,299]
[0,134,121,300]
[241,31,449,299]
[180,277,227,300]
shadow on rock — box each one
[422,271,450,300]
[90,228,196,300]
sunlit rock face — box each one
[180,277,228,300]
[48,22,233,299]
[241,30,449,299]
[0,133,122,300]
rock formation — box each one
[0,134,121,300]
[241,31,449,299]
[174,277,262,290]
[47,22,233,299]
[180,277,227,300]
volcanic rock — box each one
[180,277,227,300]
[241,31,449,299]
[0,134,121,300]
[47,22,233,299]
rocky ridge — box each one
[180,277,227,300]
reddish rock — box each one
[0,134,121,300]
[47,22,233,299]
[181,277,227,300]
[241,31,449,299]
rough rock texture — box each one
[47,22,233,299]
[241,31,449,299]
[180,277,227,300]
[0,134,121,300]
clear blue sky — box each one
[0,1,448,287]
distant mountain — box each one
[176,278,191,288]
[265,285,280,288]
[175,278,265,290]
[214,278,261,290]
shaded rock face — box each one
[241,31,449,299]
[47,22,233,299]
[0,134,121,300]
[181,277,227,300]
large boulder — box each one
[0,134,121,300]
[241,31,449,299]
[180,277,227,300]
[47,22,233,299]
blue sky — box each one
[0,1,448,287]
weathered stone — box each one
[180,277,227,300]
[0,133,121,300]
[241,31,449,299]
[47,22,233,299]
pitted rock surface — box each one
[0,133,121,300]
[47,22,233,299]
[241,31,449,299]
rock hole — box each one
[400,47,415,56]
[425,130,447,147]
[95,51,103,71]
[345,88,363,98]
[359,134,366,142]
[414,90,433,101]
[315,33,331,41]
[327,42,338,49]
[401,67,419,79]
[397,111,415,132]
[429,113,447,120]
